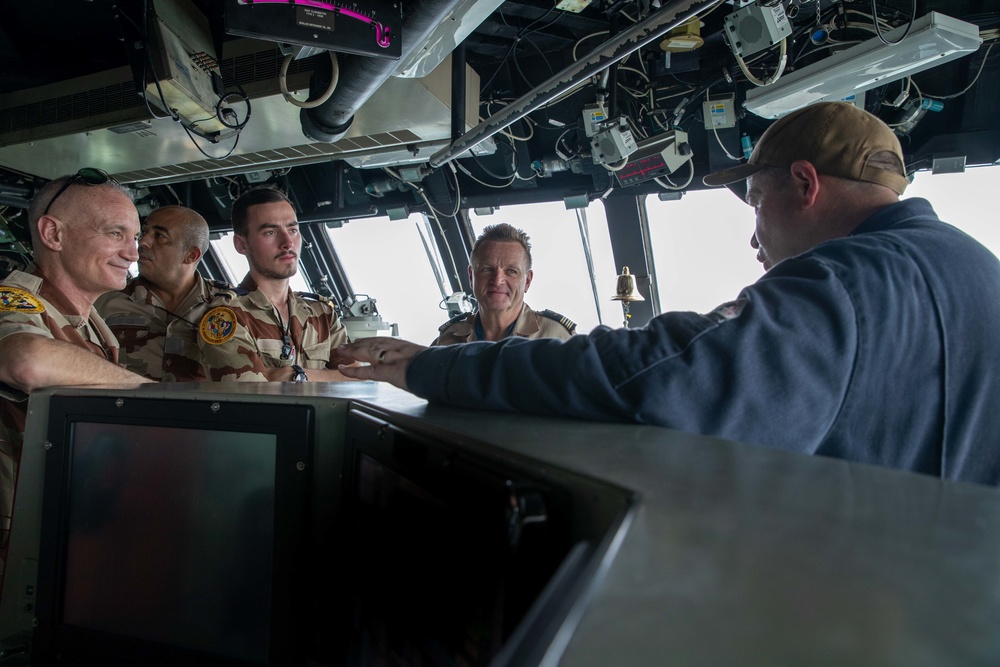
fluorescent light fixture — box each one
[745,12,982,119]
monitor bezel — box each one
[33,395,315,667]
[340,406,637,667]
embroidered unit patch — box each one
[0,287,45,313]
[200,307,238,344]
[705,298,748,324]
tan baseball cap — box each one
[703,101,908,195]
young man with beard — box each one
[198,187,353,382]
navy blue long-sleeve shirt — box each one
[408,198,1000,485]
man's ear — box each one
[35,215,64,252]
[789,160,822,209]
[233,234,248,256]
[467,264,474,286]
[524,269,533,293]
[184,246,203,265]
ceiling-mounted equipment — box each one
[0,45,485,182]
[703,95,737,130]
[615,131,692,187]
[660,17,704,52]
[391,0,505,78]
[144,0,226,132]
[224,0,403,59]
[723,2,792,58]
[555,0,597,13]
[744,12,982,119]
[591,118,637,166]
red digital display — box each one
[616,153,670,186]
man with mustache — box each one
[96,205,233,381]
[338,102,1000,486]
[198,186,352,382]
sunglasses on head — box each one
[42,167,119,217]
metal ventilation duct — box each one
[0,38,485,184]
[299,0,470,143]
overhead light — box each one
[745,12,982,119]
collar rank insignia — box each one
[0,287,45,313]
[200,306,238,345]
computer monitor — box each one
[32,395,314,667]
[337,406,636,666]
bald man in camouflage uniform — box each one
[97,205,233,381]
[198,187,352,382]
[0,169,152,578]
[433,223,576,345]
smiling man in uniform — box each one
[433,223,576,345]
[0,168,153,577]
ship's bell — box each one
[611,266,645,302]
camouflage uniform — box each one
[0,270,119,557]
[432,303,576,346]
[198,274,350,381]
[96,274,234,381]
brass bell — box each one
[611,266,645,302]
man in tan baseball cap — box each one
[336,100,1000,487]
[703,101,910,270]
[704,101,910,195]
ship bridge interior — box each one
[0,0,998,333]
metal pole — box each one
[451,42,467,141]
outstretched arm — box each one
[0,333,154,393]
[337,338,426,391]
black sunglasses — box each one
[42,167,118,217]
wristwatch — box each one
[291,364,308,383]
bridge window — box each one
[646,189,762,314]
[906,165,1000,258]
[325,214,451,344]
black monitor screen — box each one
[339,408,636,667]
[63,423,275,660]
[34,396,314,667]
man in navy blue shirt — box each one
[340,102,1000,486]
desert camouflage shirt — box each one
[198,274,350,381]
[0,269,119,547]
[432,303,576,346]
[96,274,234,381]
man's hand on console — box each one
[338,338,427,391]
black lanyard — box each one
[275,306,296,361]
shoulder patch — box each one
[438,312,472,333]
[0,286,45,313]
[199,306,238,345]
[704,298,748,324]
[540,309,576,333]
